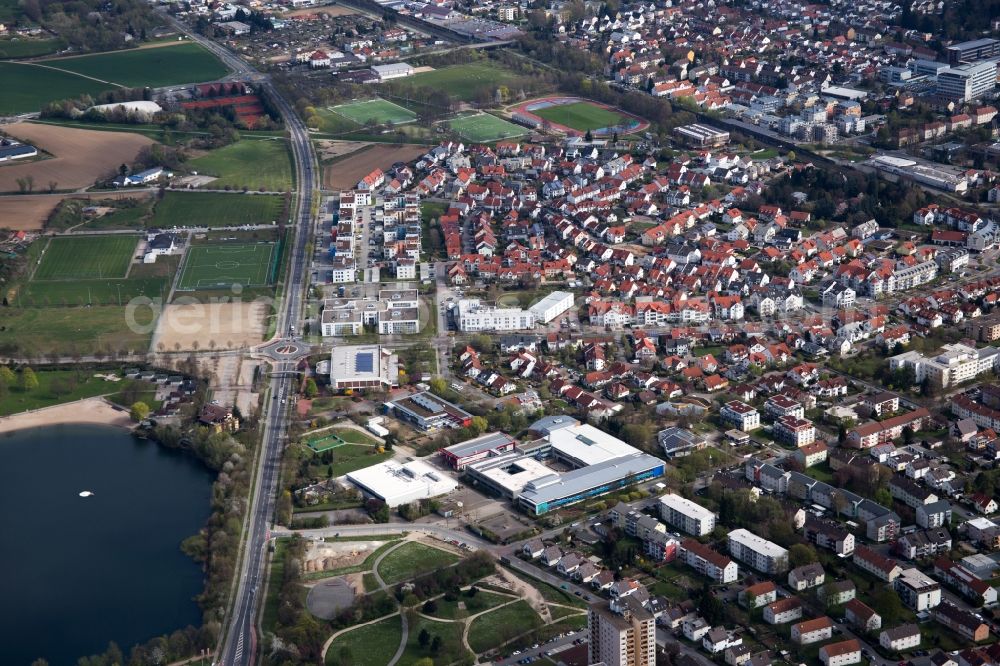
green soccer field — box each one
[533,101,631,131]
[33,236,137,280]
[330,98,417,125]
[448,113,526,142]
[151,191,286,228]
[177,243,277,290]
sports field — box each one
[34,236,136,280]
[48,42,229,89]
[177,242,277,290]
[330,98,417,125]
[187,139,293,192]
[448,113,526,142]
[151,191,285,228]
[389,62,520,102]
[532,100,631,132]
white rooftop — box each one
[471,455,553,494]
[728,528,788,559]
[660,493,716,521]
[346,459,457,507]
[547,422,639,467]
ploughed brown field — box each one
[0,122,155,193]
[322,142,427,190]
[0,191,153,230]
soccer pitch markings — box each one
[177,243,277,290]
[447,113,527,142]
[329,98,417,126]
[33,236,137,281]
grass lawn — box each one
[49,42,228,88]
[151,191,286,228]
[325,613,402,666]
[447,113,526,142]
[532,101,630,132]
[187,139,293,192]
[389,62,519,102]
[428,589,511,620]
[176,242,278,290]
[16,276,171,307]
[331,98,417,125]
[327,443,393,477]
[376,542,460,585]
[0,37,64,59]
[505,567,587,608]
[0,305,156,356]
[0,369,122,416]
[400,615,471,665]
[0,61,112,114]
[467,601,544,654]
[334,428,380,445]
[262,538,290,633]
[33,235,137,280]
[807,461,836,484]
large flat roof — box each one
[346,459,457,506]
[660,492,716,521]
[329,344,397,384]
[519,452,664,506]
[467,452,555,494]
[547,422,639,467]
[443,432,515,458]
[729,528,788,558]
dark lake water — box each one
[0,423,214,665]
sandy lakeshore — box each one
[0,397,132,435]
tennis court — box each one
[448,113,526,142]
[176,242,277,290]
[330,98,417,125]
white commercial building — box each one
[890,343,1000,388]
[371,62,414,81]
[455,298,536,332]
[659,493,716,536]
[728,528,789,573]
[346,459,458,506]
[936,61,997,102]
[527,290,575,324]
[327,345,399,390]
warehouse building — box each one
[674,124,730,147]
[346,459,458,506]
[370,62,414,81]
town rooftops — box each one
[794,616,834,633]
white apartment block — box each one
[890,343,1000,388]
[791,616,834,645]
[527,291,575,323]
[659,493,716,536]
[721,401,761,432]
[588,597,656,666]
[728,528,789,574]
[774,416,816,447]
[894,568,942,611]
[879,625,921,652]
[680,539,738,583]
[456,299,536,332]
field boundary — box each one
[175,242,277,291]
[10,60,124,87]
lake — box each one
[0,423,214,665]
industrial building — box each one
[370,62,414,81]
[439,432,516,470]
[526,291,575,324]
[326,345,399,390]
[384,391,473,431]
[346,459,458,507]
[673,124,730,147]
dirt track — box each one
[322,143,427,190]
[0,122,155,193]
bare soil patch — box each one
[285,4,359,17]
[315,139,371,162]
[322,143,427,190]
[153,301,269,352]
[0,190,153,230]
[0,122,155,193]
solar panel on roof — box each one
[356,352,374,373]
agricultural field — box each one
[176,242,278,290]
[0,37,65,59]
[330,98,417,125]
[0,122,154,193]
[46,197,154,231]
[532,100,632,132]
[186,139,293,192]
[467,601,544,654]
[0,62,111,114]
[448,113,526,142]
[150,191,286,228]
[33,235,136,280]
[0,305,156,356]
[324,614,402,666]
[389,62,520,102]
[321,143,427,190]
[46,42,229,88]
[376,542,460,585]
